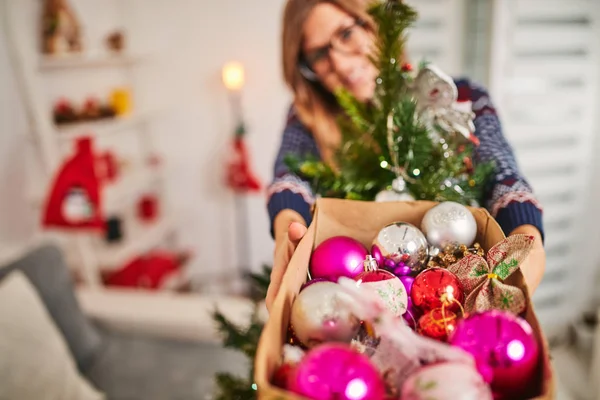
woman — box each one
[266,0,545,310]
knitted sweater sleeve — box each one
[459,79,545,239]
[266,108,319,237]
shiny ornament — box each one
[273,344,306,388]
[290,281,361,348]
[334,277,475,391]
[375,189,415,202]
[399,275,419,328]
[410,64,478,144]
[310,236,369,281]
[272,363,294,389]
[411,268,464,313]
[447,235,535,314]
[289,343,386,400]
[354,255,408,317]
[449,310,539,398]
[421,201,477,251]
[393,263,413,277]
[371,222,429,273]
[417,308,458,342]
[375,177,415,202]
[400,362,493,400]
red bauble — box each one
[411,268,464,312]
[418,308,458,342]
[273,363,295,389]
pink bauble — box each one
[289,343,386,400]
[401,362,492,400]
[310,236,368,281]
[448,310,539,398]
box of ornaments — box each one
[255,198,554,400]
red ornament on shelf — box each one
[411,268,465,313]
[225,126,262,193]
[418,308,458,342]
[137,194,160,222]
[42,137,104,230]
[401,62,413,72]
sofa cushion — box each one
[0,244,102,372]
[0,270,104,400]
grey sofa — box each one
[0,244,248,400]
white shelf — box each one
[76,287,265,344]
[56,113,146,139]
[96,215,174,271]
[39,52,145,70]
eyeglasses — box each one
[299,19,368,81]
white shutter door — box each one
[489,0,600,338]
[404,0,467,76]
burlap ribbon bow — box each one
[447,234,535,315]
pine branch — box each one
[212,265,271,399]
[247,264,272,302]
[214,373,257,400]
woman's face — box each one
[301,3,378,102]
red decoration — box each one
[463,156,474,174]
[82,97,101,120]
[53,98,78,124]
[137,194,159,222]
[411,268,464,312]
[273,363,295,389]
[104,250,182,289]
[42,137,104,230]
[418,308,458,341]
[354,254,397,283]
[225,133,262,193]
[401,62,413,72]
[97,151,119,183]
[355,269,396,283]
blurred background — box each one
[1,0,600,399]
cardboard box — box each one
[255,198,554,399]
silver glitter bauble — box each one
[290,281,361,348]
[371,222,429,273]
[421,201,477,250]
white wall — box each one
[131,0,291,281]
[0,10,38,253]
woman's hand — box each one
[266,211,308,311]
[510,224,546,294]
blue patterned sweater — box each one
[267,78,544,240]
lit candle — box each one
[222,62,245,91]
